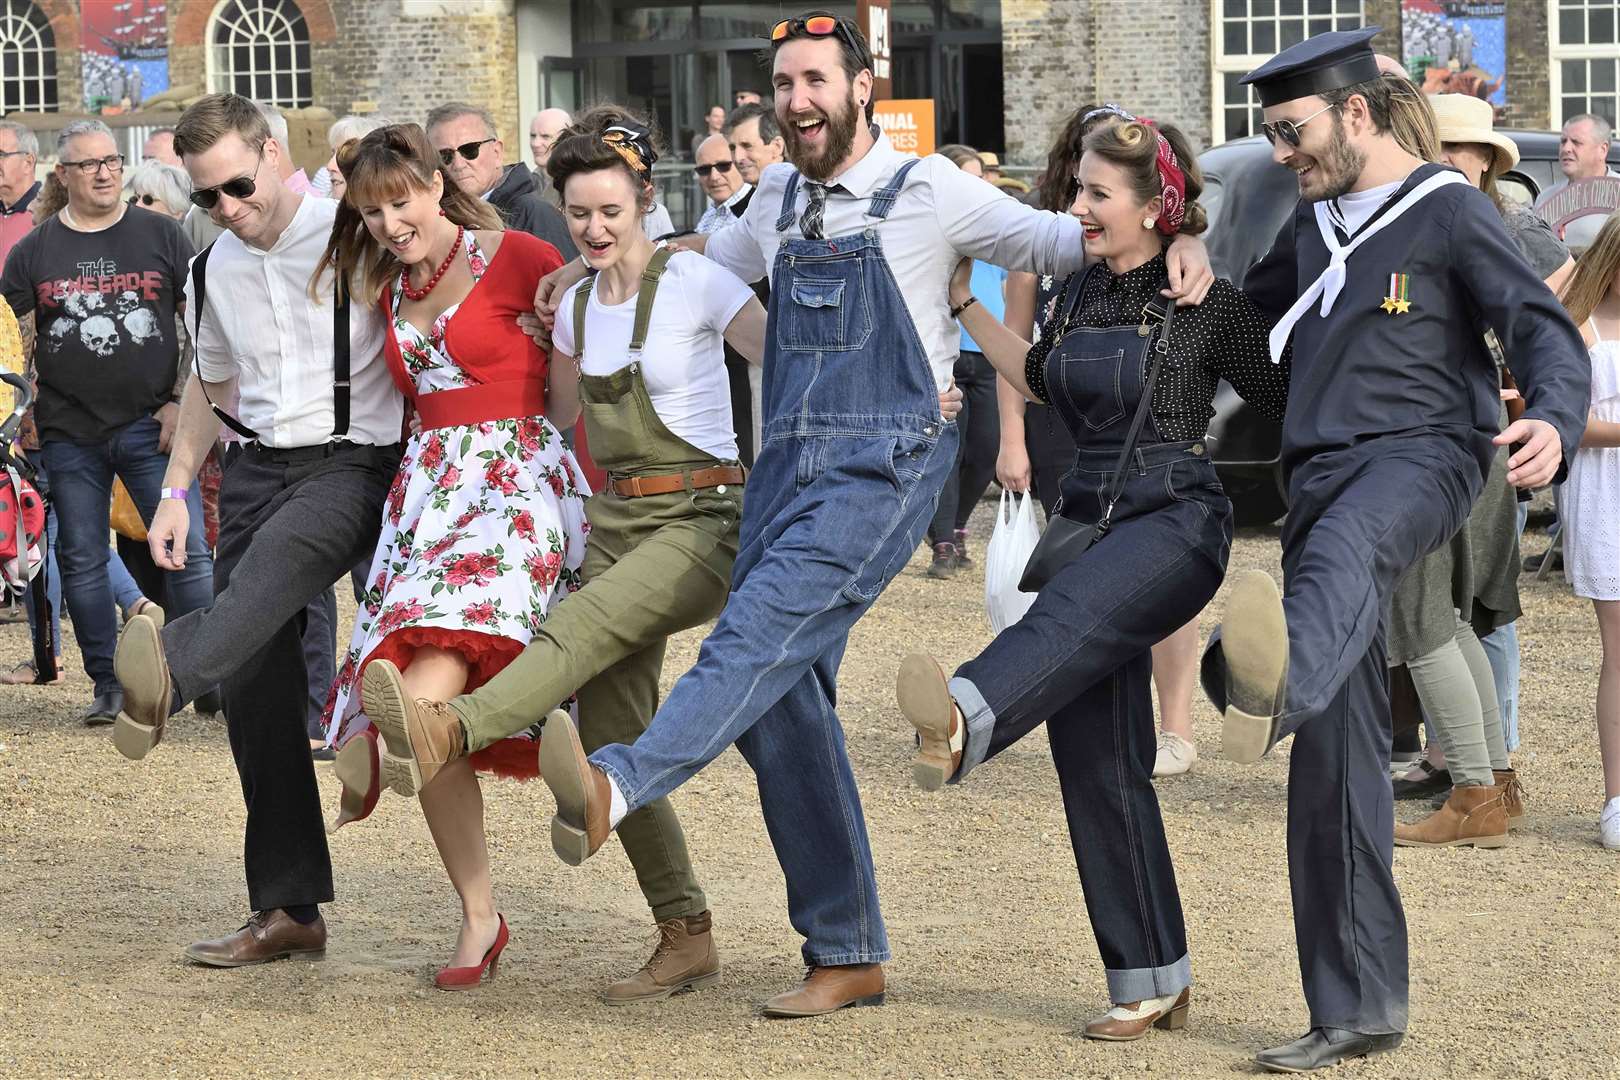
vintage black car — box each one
[1198,131,1620,524]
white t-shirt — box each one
[554,249,753,461]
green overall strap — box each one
[572,274,594,362]
[629,245,676,353]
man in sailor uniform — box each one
[1201,27,1591,1073]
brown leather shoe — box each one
[184,909,327,967]
[897,653,963,790]
[1395,783,1508,848]
[600,910,722,1005]
[761,963,885,1018]
[112,613,171,760]
[361,659,466,796]
[1083,987,1191,1041]
[538,709,611,865]
[1494,768,1526,827]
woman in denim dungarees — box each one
[896,120,1289,1040]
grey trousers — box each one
[1410,614,1509,787]
[163,441,400,911]
[303,586,338,741]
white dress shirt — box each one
[696,183,754,236]
[185,196,403,448]
[705,131,1084,390]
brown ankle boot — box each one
[361,660,466,796]
[599,911,721,1005]
[1494,768,1526,827]
[1394,783,1508,848]
[760,963,885,1017]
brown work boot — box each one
[1494,768,1526,827]
[1083,987,1191,1041]
[1395,783,1508,848]
[896,653,964,790]
[538,708,612,865]
[600,911,721,1005]
[761,963,885,1018]
[184,909,327,967]
[361,659,466,796]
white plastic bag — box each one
[984,489,1041,634]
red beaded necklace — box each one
[400,224,464,302]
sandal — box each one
[1,660,62,686]
[1392,757,1452,801]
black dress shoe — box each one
[311,745,336,762]
[1257,1027,1404,1073]
[82,690,123,727]
[194,688,224,718]
[1392,758,1452,800]
[1522,549,1563,574]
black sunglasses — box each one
[438,138,496,166]
[693,160,735,178]
[127,193,157,207]
[1261,104,1337,148]
[190,144,265,210]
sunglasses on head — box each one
[189,144,264,210]
[770,12,861,56]
[1261,103,1337,148]
[438,138,496,166]
[693,160,735,178]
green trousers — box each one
[452,482,741,921]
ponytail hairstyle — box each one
[1034,103,1127,213]
[549,104,663,215]
[311,122,502,302]
[1080,119,1209,237]
[1559,211,1620,327]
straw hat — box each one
[1429,93,1518,176]
[977,150,1000,169]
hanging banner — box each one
[857,0,892,101]
[873,99,935,158]
[1401,1,1507,108]
[82,0,170,114]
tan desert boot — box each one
[361,659,466,796]
[1395,783,1508,848]
[600,911,721,1005]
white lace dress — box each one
[1564,322,1620,600]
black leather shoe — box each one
[1392,759,1452,801]
[1256,1027,1404,1073]
[194,688,224,718]
[82,690,123,727]
[1522,549,1562,574]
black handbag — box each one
[1018,278,1177,593]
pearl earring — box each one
[1142,217,1155,229]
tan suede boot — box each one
[1494,768,1526,828]
[361,660,467,796]
[1394,783,1508,848]
[599,911,721,1005]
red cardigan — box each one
[380,229,564,403]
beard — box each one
[780,92,860,182]
[1303,113,1368,202]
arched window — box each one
[208,0,312,108]
[0,0,58,113]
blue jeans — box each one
[41,416,214,695]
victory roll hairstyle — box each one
[1080,120,1209,236]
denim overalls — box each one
[590,160,958,966]
[948,263,1232,1004]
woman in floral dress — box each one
[312,123,586,984]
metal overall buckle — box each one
[1137,301,1166,338]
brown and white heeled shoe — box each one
[896,653,965,790]
[1083,987,1190,1041]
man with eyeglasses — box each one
[0,119,215,727]
[693,133,751,235]
[425,102,577,260]
[108,93,405,968]
[0,121,41,271]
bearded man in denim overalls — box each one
[530,12,1215,1015]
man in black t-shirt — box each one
[0,119,215,723]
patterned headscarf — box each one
[1080,104,1185,237]
[601,124,658,177]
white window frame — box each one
[205,0,314,109]
[1209,0,1366,145]
[1548,0,1620,128]
[0,0,57,114]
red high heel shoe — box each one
[434,915,509,991]
[327,728,381,833]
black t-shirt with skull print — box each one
[1,205,194,444]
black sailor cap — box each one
[1241,26,1382,108]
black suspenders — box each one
[188,241,352,442]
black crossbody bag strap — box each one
[1096,283,1177,528]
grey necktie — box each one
[800,181,828,240]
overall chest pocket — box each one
[1052,347,1129,433]
[778,274,873,353]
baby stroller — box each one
[0,371,53,683]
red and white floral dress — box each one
[323,230,589,778]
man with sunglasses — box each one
[527,10,1215,1018]
[425,102,576,260]
[0,119,215,728]
[693,134,751,235]
[1196,28,1590,1072]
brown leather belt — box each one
[610,465,746,498]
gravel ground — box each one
[1,505,1617,1080]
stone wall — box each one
[1091,0,1212,150]
[1505,1,1551,130]
[1000,0,1094,167]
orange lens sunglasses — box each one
[770,13,845,45]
